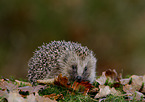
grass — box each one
[39,84,97,102]
[38,84,142,102]
[0,76,144,102]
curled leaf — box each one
[95,85,111,98]
[120,78,130,85]
[72,81,94,95]
[18,85,45,94]
[123,84,136,95]
[96,69,122,85]
[37,78,55,85]
[54,74,71,88]
[130,75,143,90]
[15,80,32,86]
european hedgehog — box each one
[28,41,97,85]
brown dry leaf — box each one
[0,90,8,98]
[43,93,56,98]
[96,69,122,85]
[18,85,45,98]
[89,88,99,93]
[6,83,19,92]
[123,75,145,93]
[0,81,8,91]
[104,69,122,82]
[54,74,94,95]
[72,81,94,95]
[26,92,56,102]
[37,78,55,85]
[26,94,36,102]
[18,85,45,94]
[130,75,143,90]
[7,91,25,102]
[110,87,122,96]
[18,86,33,93]
[0,80,24,101]
[53,94,64,100]
[44,93,64,100]
[120,78,130,85]
[37,74,93,95]
[0,79,55,102]
[35,92,57,102]
[0,80,7,89]
[15,80,32,86]
[0,88,27,102]
[125,91,144,101]
[94,85,122,98]
[123,84,136,95]
[133,91,144,101]
[94,85,111,98]
[96,75,108,85]
[54,74,71,88]
[0,81,18,92]
[105,69,118,79]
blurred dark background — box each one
[1,0,145,79]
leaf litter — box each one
[1,69,145,101]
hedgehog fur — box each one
[28,41,97,85]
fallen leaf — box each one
[37,78,55,85]
[7,91,25,102]
[104,69,122,82]
[96,75,108,85]
[0,80,7,89]
[44,93,63,100]
[54,74,71,88]
[123,84,136,95]
[26,94,36,102]
[18,86,33,93]
[0,81,18,92]
[0,90,8,98]
[89,88,99,93]
[105,69,117,79]
[96,69,122,85]
[130,75,143,90]
[15,80,32,86]
[110,87,122,96]
[72,81,94,95]
[94,85,111,98]
[133,91,144,101]
[18,85,45,94]
[35,92,57,102]
[36,74,94,95]
[120,78,130,85]
[43,93,56,98]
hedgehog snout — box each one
[75,76,82,82]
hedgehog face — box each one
[58,51,97,83]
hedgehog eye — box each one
[72,65,77,70]
[84,66,87,71]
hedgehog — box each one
[27,41,97,85]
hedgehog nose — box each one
[76,76,82,82]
